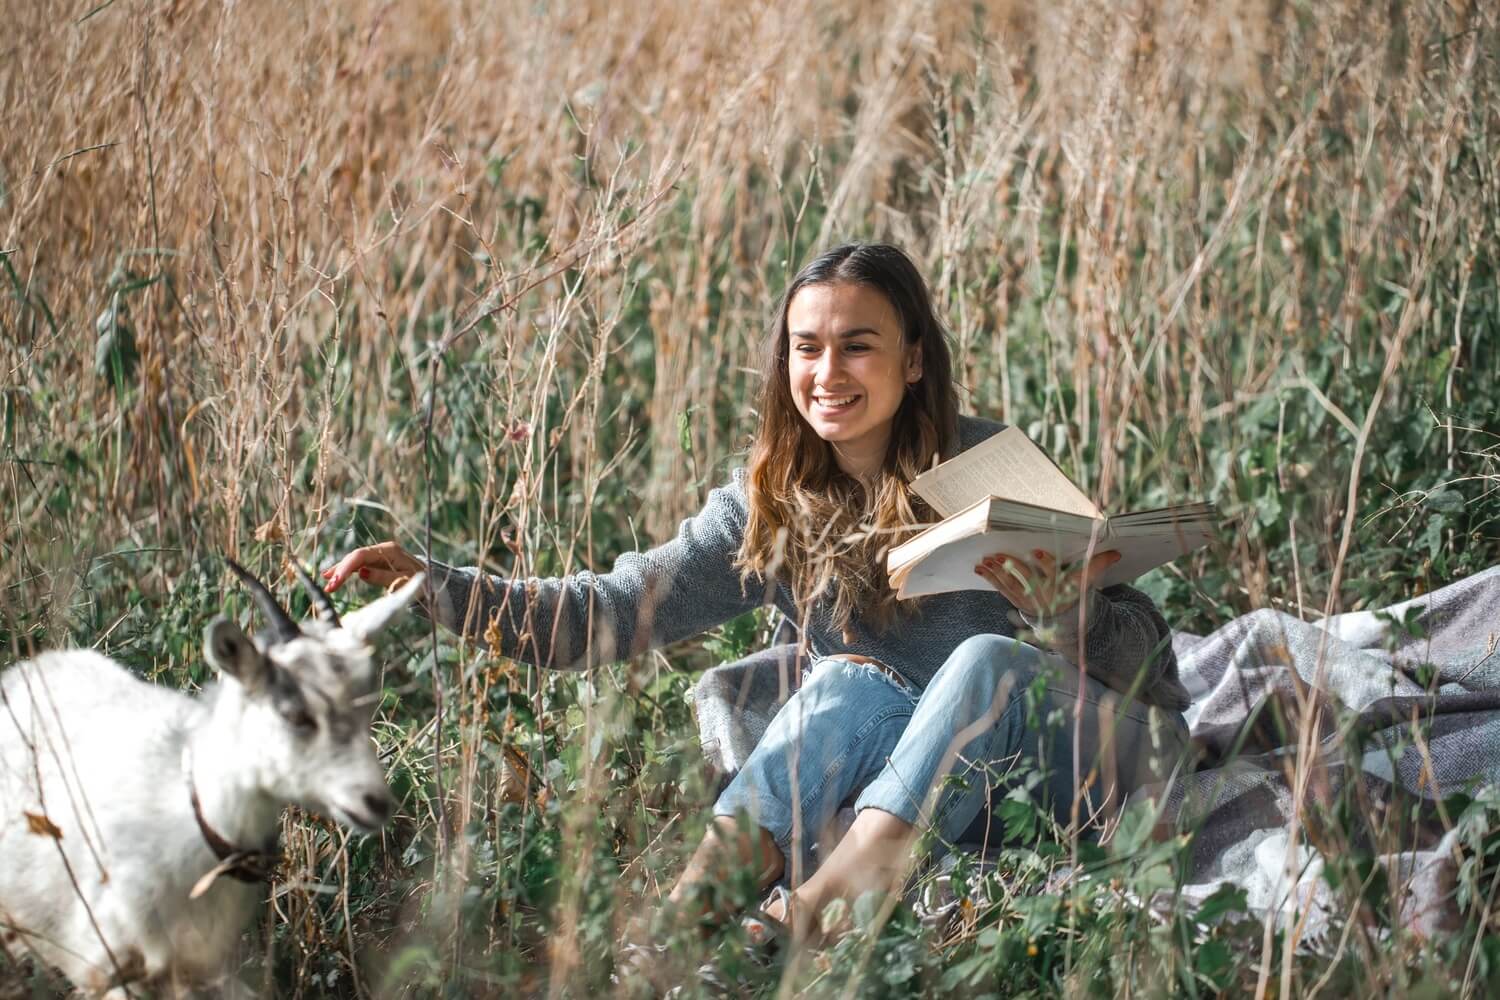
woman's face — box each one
[786,281,922,478]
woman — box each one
[323,243,1191,940]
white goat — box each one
[0,561,425,997]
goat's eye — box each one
[283,706,318,734]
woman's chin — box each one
[811,422,860,443]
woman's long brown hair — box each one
[737,243,961,637]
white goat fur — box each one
[0,574,424,996]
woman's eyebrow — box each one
[790,327,883,340]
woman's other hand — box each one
[974,548,1122,618]
[322,541,424,593]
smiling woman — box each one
[323,243,1191,956]
[737,244,959,639]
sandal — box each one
[740,884,793,955]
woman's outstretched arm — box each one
[325,473,765,671]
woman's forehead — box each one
[787,282,899,336]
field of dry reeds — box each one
[2,0,1498,995]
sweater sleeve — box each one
[1018,584,1190,710]
[421,474,763,671]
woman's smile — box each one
[812,392,862,412]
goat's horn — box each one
[291,562,341,628]
[225,558,301,644]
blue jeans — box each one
[712,634,1190,877]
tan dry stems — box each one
[2,0,1497,994]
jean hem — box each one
[849,778,925,827]
[710,800,794,856]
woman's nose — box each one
[815,350,844,383]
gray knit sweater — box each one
[424,416,1191,710]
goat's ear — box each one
[204,617,270,689]
[340,573,426,643]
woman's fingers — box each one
[977,548,1123,615]
[1007,554,1057,608]
[321,551,367,593]
[1033,550,1069,608]
[321,542,421,593]
[974,559,1010,593]
[359,566,409,590]
[1059,549,1123,597]
[1082,548,1122,579]
[985,554,1034,591]
[976,555,1041,613]
[997,555,1023,581]
[979,570,1028,612]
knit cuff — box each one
[416,557,472,635]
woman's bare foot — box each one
[666,816,785,928]
[769,807,920,945]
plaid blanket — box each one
[1158,564,1500,937]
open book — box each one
[887,426,1217,599]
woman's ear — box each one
[905,343,923,383]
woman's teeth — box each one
[816,395,859,408]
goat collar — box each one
[181,746,280,887]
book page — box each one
[910,426,1101,520]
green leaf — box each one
[1194,882,1249,925]
[997,789,1042,842]
[1255,490,1284,528]
[1110,800,1157,857]
[1194,937,1235,988]
[1424,488,1464,514]
[1012,894,1062,936]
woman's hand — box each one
[322,541,424,593]
[975,548,1122,618]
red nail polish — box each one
[359,568,370,579]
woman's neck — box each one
[830,438,887,482]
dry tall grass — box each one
[2,0,1497,995]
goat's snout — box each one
[362,790,393,825]
[326,785,394,832]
